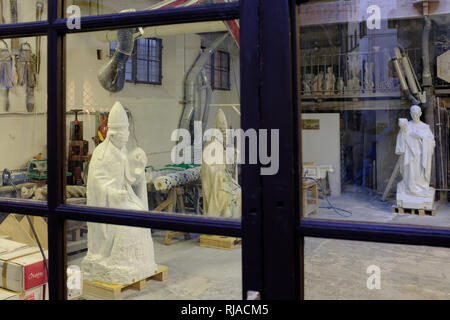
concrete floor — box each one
[305,237,450,299]
[68,230,242,300]
[304,186,450,299]
[310,185,450,228]
[66,186,450,300]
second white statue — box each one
[395,105,435,210]
[81,101,158,285]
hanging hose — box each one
[303,174,353,218]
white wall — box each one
[302,113,341,196]
[0,1,48,171]
[66,30,240,169]
[0,1,240,172]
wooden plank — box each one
[200,235,241,250]
[19,216,48,249]
[382,158,401,201]
[0,215,36,247]
[82,265,168,300]
[392,206,435,216]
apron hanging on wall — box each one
[0,40,14,112]
[15,42,37,112]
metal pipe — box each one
[422,16,432,87]
[179,32,229,131]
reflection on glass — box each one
[0,213,48,300]
[305,237,450,300]
[0,1,47,24]
[297,1,450,228]
[65,24,241,220]
[66,220,242,300]
[0,36,47,203]
[67,0,239,17]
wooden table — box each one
[302,179,319,217]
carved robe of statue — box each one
[312,72,324,94]
[324,67,335,95]
[201,109,241,218]
[81,101,158,285]
[395,105,435,209]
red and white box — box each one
[19,284,47,300]
[0,238,48,292]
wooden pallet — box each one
[392,206,436,216]
[199,235,241,250]
[82,265,168,300]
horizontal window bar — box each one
[0,21,49,38]
[299,219,450,248]
[53,2,240,34]
[56,205,242,237]
[0,200,48,217]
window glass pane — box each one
[297,1,450,228]
[0,0,47,24]
[221,72,228,88]
[65,0,239,17]
[304,237,450,300]
[136,59,149,82]
[149,61,160,83]
[0,213,49,300]
[65,24,241,221]
[0,36,47,204]
[137,39,148,60]
[66,220,241,300]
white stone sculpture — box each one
[312,72,324,95]
[346,54,361,91]
[201,109,242,218]
[324,67,336,95]
[364,62,374,90]
[81,101,158,285]
[336,77,344,94]
[395,105,435,210]
[303,73,313,95]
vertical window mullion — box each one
[147,39,150,83]
[47,0,67,301]
[211,53,215,90]
[158,38,163,84]
[133,43,138,83]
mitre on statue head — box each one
[108,101,129,129]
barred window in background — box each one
[110,38,163,85]
[203,49,231,91]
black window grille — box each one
[203,49,230,90]
[110,38,163,85]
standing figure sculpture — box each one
[324,67,336,95]
[201,109,242,218]
[312,72,324,95]
[395,105,435,209]
[81,101,158,285]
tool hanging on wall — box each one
[68,109,90,185]
[0,39,14,111]
[0,0,6,24]
[14,42,37,112]
[35,2,44,75]
[9,0,18,53]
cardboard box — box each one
[19,284,46,300]
[0,287,19,300]
[0,238,48,292]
